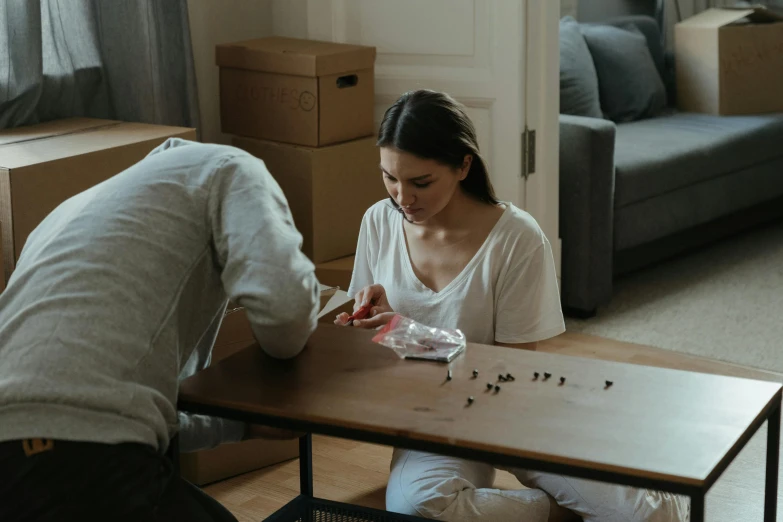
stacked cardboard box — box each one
[314,254,355,292]
[675,7,783,115]
[180,37,389,485]
[217,36,386,275]
[0,118,196,284]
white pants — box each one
[386,449,690,522]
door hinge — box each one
[522,127,536,179]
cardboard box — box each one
[180,285,349,486]
[180,437,299,487]
[0,118,196,283]
[675,7,783,115]
[316,255,355,292]
[217,36,376,146]
[233,136,386,264]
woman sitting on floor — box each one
[336,89,689,522]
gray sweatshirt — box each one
[0,138,319,453]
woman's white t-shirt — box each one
[347,200,565,345]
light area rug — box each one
[566,221,783,374]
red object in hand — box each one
[347,303,373,324]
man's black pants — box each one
[0,438,238,522]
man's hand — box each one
[334,284,395,329]
[244,424,304,441]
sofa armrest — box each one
[559,114,616,314]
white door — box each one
[272,0,561,274]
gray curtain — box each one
[0,0,201,134]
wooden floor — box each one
[205,332,783,521]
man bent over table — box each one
[0,139,319,521]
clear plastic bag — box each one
[371,314,466,362]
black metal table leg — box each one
[765,403,781,522]
[299,433,314,497]
[690,493,704,522]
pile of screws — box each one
[451,368,520,405]
[446,368,615,406]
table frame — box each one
[179,393,781,522]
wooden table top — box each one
[179,324,782,489]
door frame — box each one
[524,0,562,276]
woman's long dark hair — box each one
[377,89,499,207]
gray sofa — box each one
[559,15,783,317]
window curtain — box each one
[0,0,200,135]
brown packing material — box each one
[232,136,387,264]
[217,36,376,146]
[675,7,783,115]
[180,285,348,486]
[0,118,196,283]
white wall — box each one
[271,0,307,38]
[187,0,273,144]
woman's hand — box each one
[334,284,396,329]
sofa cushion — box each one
[600,16,666,82]
[580,23,667,123]
[559,17,602,119]
[614,112,783,208]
